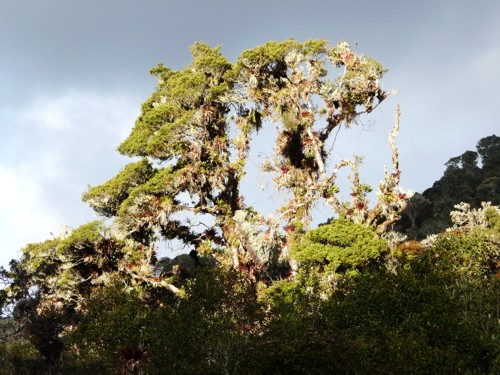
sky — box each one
[1,0,499,268]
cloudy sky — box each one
[1,0,499,267]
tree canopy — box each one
[81,39,405,278]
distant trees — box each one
[400,134,500,238]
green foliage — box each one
[252,313,354,374]
[118,42,233,160]
[57,220,103,251]
[68,282,149,372]
[262,266,322,318]
[3,218,499,373]
[144,266,260,374]
[292,218,387,275]
[251,213,500,374]
[83,159,155,217]
[324,270,480,373]
[485,205,500,230]
[416,228,499,281]
[67,266,259,374]
[18,221,130,303]
[259,242,499,373]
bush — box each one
[292,218,387,276]
[67,283,149,374]
[144,266,259,374]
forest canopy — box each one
[1,40,498,374]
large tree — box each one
[82,39,406,279]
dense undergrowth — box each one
[1,213,498,374]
